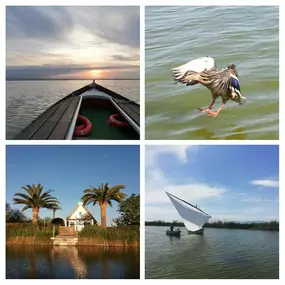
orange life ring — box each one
[74,115,92,136]
[75,123,85,130]
[108,114,129,128]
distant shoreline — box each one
[146,220,279,231]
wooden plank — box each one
[113,99,140,125]
[31,97,73,140]
[127,104,140,116]
[118,102,140,116]
[120,104,140,126]
[14,100,65,140]
[113,99,140,115]
[48,96,80,140]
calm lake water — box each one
[6,245,140,279]
[145,6,279,140]
[6,80,140,139]
[145,226,279,279]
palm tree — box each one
[81,183,127,228]
[50,203,62,219]
[13,184,59,225]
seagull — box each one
[172,57,246,117]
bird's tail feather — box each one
[239,96,246,105]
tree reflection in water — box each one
[6,245,139,279]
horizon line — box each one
[145,219,279,223]
[6,78,140,81]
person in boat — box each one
[91,79,96,88]
[170,224,174,232]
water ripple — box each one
[145,227,279,279]
[145,6,279,140]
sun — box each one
[89,69,103,79]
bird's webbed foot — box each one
[197,107,211,113]
[207,110,220,117]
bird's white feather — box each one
[172,57,216,81]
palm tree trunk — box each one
[32,207,39,225]
[100,203,107,228]
[53,209,55,219]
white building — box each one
[66,202,97,232]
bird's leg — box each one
[207,104,225,117]
[197,99,216,113]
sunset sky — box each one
[6,6,140,80]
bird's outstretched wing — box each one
[172,57,216,85]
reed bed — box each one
[6,224,58,238]
[78,226,139,244]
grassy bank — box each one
[145,220,279,231]
[6,237,53,245]
[6,224,57,245]
[6,224,140,246]
[78,225,139,247]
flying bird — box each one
[172,57,246,117]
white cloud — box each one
[251,180,279,188]
[145,145,227,219]
[145,205,179,221]
[145,146,279,222]
[145,145,195,168]
[241,198,277,203]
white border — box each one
[2,0,284,283]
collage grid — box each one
[2,0,284,282]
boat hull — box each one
[166,230,181,236]
[14,81,139,140]
[188,228,204,235]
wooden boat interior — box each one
[14,82,140,140]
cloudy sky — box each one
[145,145,279,222]
[6,6,140,80]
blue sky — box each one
[145,145,279,222]
[6,145,140,225]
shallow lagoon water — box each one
[145,6,279,140]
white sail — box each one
[166,191,211,232]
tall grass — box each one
[6,224,58,238]
[78,226,139,243]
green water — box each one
[145,6,279,140]
[145,227,279,279]
[79,109,139,140]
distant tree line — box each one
[145,220,184,227]
[145,220,279,231]
[204,220,279,231]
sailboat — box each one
[166,191,211,234]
